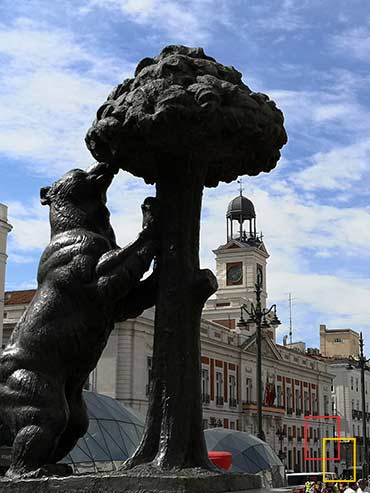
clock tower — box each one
[216,193,269,305]
[203,191,273,339]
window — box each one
[286,387,292,409]
[324,395,329,415]
[334,338,343,343]
[312,393,317,414]
[246,377,252,403]
[295,388,300,411]
[304,391,309,412]
[277,384,282,407]
[229,374,236,405]
[146,356,153,395]
[356,379,359,392]
[256,264,263,286]
[216,372,223,404]
[201,368,209,403]
[230,421,235,430]
[351,377,354,390]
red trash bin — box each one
[208,451,232,471]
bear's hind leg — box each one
[4,369,69,479]
[52,388,89,464]
[6,423,66,479]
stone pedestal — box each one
[0,470,263,493]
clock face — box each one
[226,263,243,285]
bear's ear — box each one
[40,186,51,206]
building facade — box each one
[330,360,370,470]
[320,324,360,359]
[2,194,336,473]
[0,204,12,349]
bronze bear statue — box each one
[0,162,159,478]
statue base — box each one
[0,468,263,493]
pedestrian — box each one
[345,481,358,493]
[357,479,369,493]
[306,477,313,493]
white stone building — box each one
[2,194,336,473]
[0,204,12,349]
[330,360,370,471]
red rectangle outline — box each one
[304,415,341,461]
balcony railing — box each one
[229,398,237,408]
[202,393,210,404]
[242,401,285,415]
[216,396,224,406]
[352,409,363,419]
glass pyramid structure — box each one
[60,391,144,474]
[61,391,284,486]
[205,428,285,487]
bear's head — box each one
[40,162,119,244]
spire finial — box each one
[237,177,243,196]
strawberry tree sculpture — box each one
[86,45,287,471]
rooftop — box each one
[5,289,36,305]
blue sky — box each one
[1,0,370,353]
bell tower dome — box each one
[226,194,257,243]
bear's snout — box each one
[86,161,119,178]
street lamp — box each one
[237,271,281,441]
[347,332,370,479]
[276,427,287,463]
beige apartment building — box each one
[2,195,337,473]
[320,324,360,359]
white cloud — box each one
[291,138,370,191]
[269,89,370,135]
[7,200,49,252]
[332,25,370,62]
[82,0,232,44]
[0,19,133,175]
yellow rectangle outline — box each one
[322,438,356,483]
